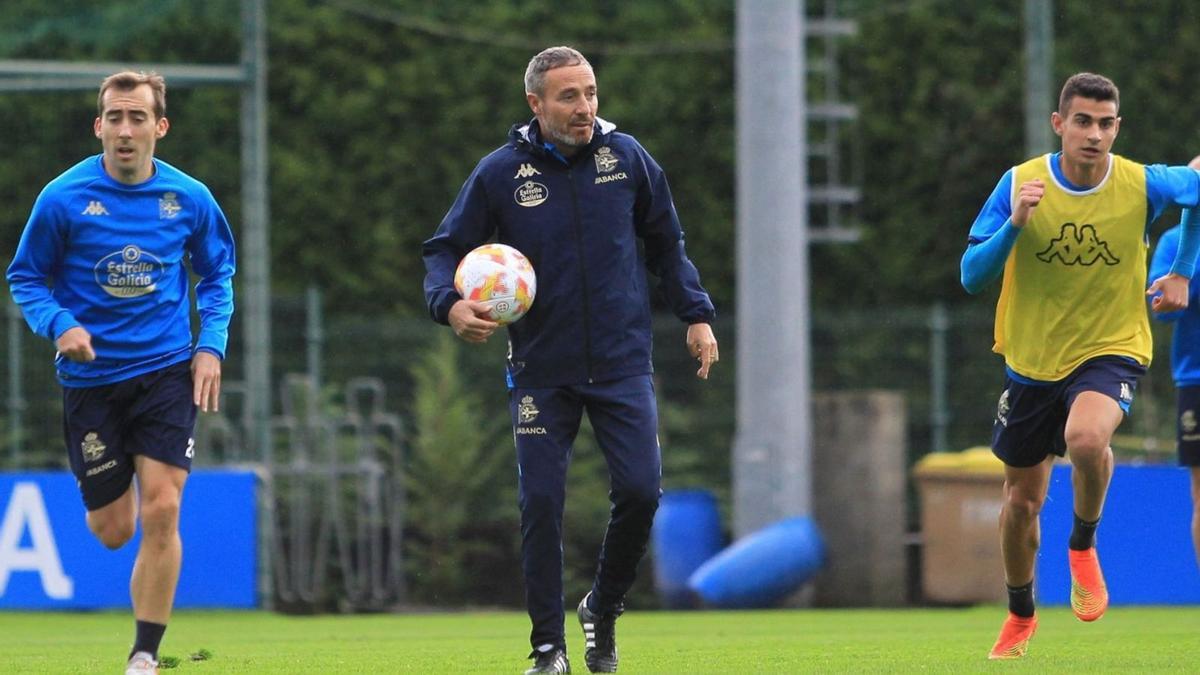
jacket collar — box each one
[509,117,617,161]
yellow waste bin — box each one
[912,447,1006,604]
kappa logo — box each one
[514,163,542,179]
[159,192,182,219]
[81,201,109,216]
[80,431,107,463]
[1036,223,1119,266]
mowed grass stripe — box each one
[2,605,1199,672]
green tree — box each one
[404,331,520,604]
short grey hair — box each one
[524,46,591,96]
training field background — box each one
[7,2,1200,674]
[3,606,1200,673]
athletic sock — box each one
[1069,512,1100,551]
[131,620,167,660]
[1006,581,1035,618]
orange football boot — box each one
[1069,547,1109,621]
[988,612,1038,660]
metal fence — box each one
[2,290,1184,608]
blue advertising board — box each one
[0,470,257,609]
[1037,464,1200,605]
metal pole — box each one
[733,0,810,536]
[928,303,949,453]
[241,0,274,610]
[7,297,24,467]
[1024,0,1055,157]
[241,0,272,461]
[306,285,323,396]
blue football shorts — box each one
[62,360,197,510]
[1176,385,1200,467]
[991,355,1145,468]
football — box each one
[454,243,537,325]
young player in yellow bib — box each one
[961,72,1200,660]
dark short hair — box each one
[1058,72,1119,116]
[97,71,166,119]
[524,46,591,97]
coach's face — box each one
[95,84,169,185]
[527,64,597,156]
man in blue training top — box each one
[1148,154,1200,578]
[423,46,718,675]
[6,71,235,675]
[960,72,1200,660]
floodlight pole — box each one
[241,0,275,611]
[241,0,272,470]
[1024,0,1055,156]
[733,0,811,537]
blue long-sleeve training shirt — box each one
[1148,216,1200,386]
[6,155,236,387]
[961,153,1200,294]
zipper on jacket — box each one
[567,167,594,383]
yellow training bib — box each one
[993,154,1150,380]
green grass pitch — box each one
[2,605,1199,672]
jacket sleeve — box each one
[5,190,81,341]
[631,142,716,324]
[186,186,237,359]
[422,163,497,325]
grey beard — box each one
[544,125,592,149]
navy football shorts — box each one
[62,360,197,510]
[991,356,1145,468]
[1176,385,1200,467]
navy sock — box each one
[1006,581,1035,618]
[131,620,167,660]
[1069,512,1100,551]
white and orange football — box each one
[454,243,537,325]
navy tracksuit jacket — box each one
[423,117,715,650]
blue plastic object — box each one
[1037,464,1200,605]
[687,516,826,608]
[651,490,724,608]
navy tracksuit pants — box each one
[509,374,662,650]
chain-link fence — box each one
[4,291,1183,473]
[2,290,1184,608]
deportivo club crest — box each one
[1183,410,1197,434]
[518,395,540,424]
[159,192,182,219]
[996,389,1010,427]
[594,146,619,173]
[81,431,107,463]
